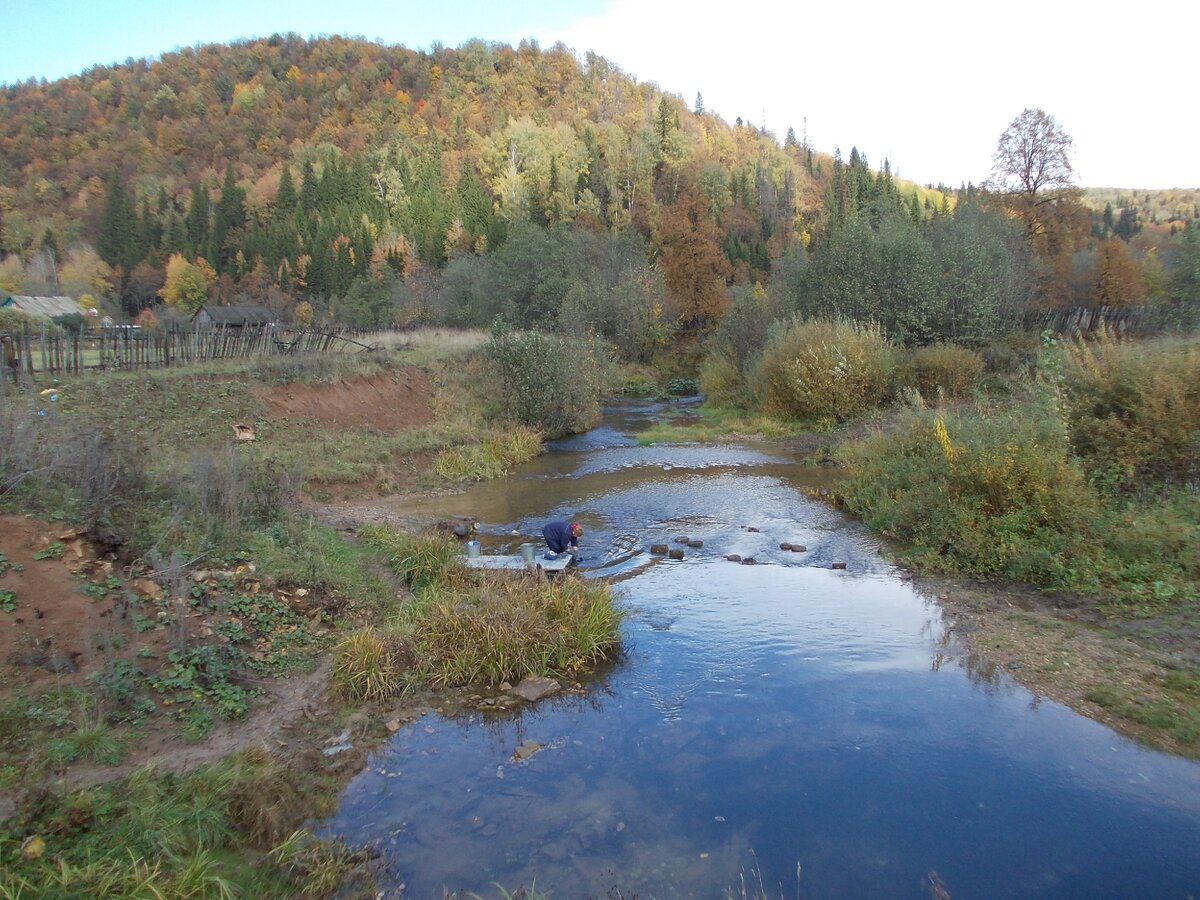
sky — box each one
[3,0,1197,190]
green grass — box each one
[1085,681,1200,750]
[636,404,804,444]
[433,425,542,482]
[0,751,364,898]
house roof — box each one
[192,304,274,326]
[1,295,81,319]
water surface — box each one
[324,402,1200,898]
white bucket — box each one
[466,540,481,558]
[520,542,536,564]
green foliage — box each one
[0,752,352,897]
[751,317,895,424]
[484,322,614,438]
[838,402,1105,589]
[147,645,257,726]
[360,525,463,593]
[1063,330,1200,494]
[0,589,15,612]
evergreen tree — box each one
[185,183,212,260]
[276,164,297,218]
[97,171,135,271]
[299,159,319,212]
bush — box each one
[698,350,748,407]
[898,343,985,401]
[1064,330,1200,494]
[484,322,614,438]
[838,401,1105,589]
[750,318,895,423]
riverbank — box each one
[800,411,1200,759]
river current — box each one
[322,401,1200,898]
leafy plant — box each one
[0,589,16,612]
[33,542,64,561]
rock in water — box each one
[509,675,561,702]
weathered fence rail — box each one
[1028,303,1200,337]
[0,324,397,378]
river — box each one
[322,400,1200,898]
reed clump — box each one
[412,572,623,686]
[361,524,623,688]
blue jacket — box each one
[542,520,577,553]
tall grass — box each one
[331,628,410,701]
[434,425,542,482]
[361,524,624,687]
[360,525,464,593]
[0,751,354,897]
[412,572,623,686]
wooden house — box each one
[191,304,274,328]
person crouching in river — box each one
[542,520,583,559]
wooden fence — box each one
[0,324,394,379]
[1028,303,1200,337]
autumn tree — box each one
[988,109,1081,250]
[1094,238,1145,306]
[657,186,732,330]
[159,253,211,314]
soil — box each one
[256,367,434,431]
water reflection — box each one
[323,401,1200,898]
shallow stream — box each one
[323,401,1200,897]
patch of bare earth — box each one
[916,572,1199,757]
[256,367,433,431]
[0,515,395,818]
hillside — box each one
[0,35,865,315]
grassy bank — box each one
[0,330,624,895]
[0,750,369,898]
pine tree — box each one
[276,165,297,219]
[97,171,135,271]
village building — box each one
[0,295,82,320]
[190,304,274,327]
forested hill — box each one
[0,34,869,316]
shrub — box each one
[484,323,614,438]
[837,401,1105,589]
[1064,330,1200,494]
[899,343,985,400]
[750,318,894,423]
[698,350,748,407]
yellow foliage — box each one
[933,415,962,464]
